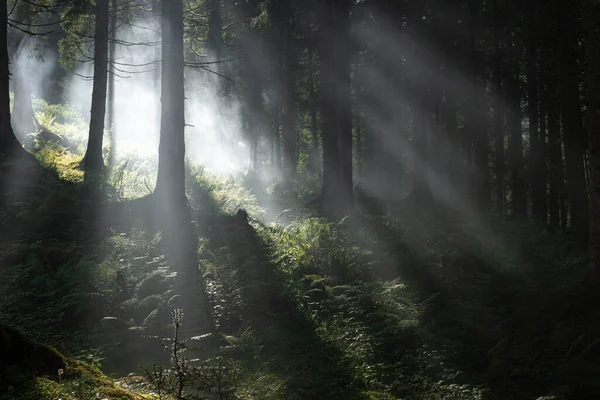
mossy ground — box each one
[0,323,156,400]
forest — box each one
[0,0,599,398]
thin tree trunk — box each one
[207,0,224,97]
[547,92,560,228]
[558,1,589,241]
[152,0,161,133]
[527,6,545,222]
[538,61,548,223]
[308,43,320,179]
[281,5,297,182]
[82,0,110,177]
[492,0,505,214]
[508,63,527,217]
[355,110,363,176]
[0,1,25,155]
[585,0,600,273]
[273,112,281,170]
[107,0,117,166]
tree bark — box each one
[538,58,548,223]
[547,82,560,228]
[0,1,29,157]
[10,0,36,139]
[207,0,222,60]
[469,0,491,212]
[508,62,527,217]
[585,0,600,273]
[527,3,546,223]
[107,0,117,166]
[82,0,110,177]
[155,0,213,335]
[280,1,298,182]
[558,1,589,241]
[319,0,353,216]
[308,44,320,179]
[492,0,505,215]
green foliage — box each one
[58,0,94,70]
[2,132,599,400]
[0,241,107,348]
[0,325,152,400]
[187,166,264,218]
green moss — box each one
[0,325,154,400]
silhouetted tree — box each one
[0,1,29,157]
[9,0,36,138]
[82,0,110,177]
[319,0,353,216]
[155,0,213,334]
[558,0,588,240]
[586,0,600,272]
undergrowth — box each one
[2,124,600,399]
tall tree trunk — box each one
[107,0,117,166]
[273,116,281,170]
[155,0,213,335]
[538,61,548,223]
[558,1,589,241]
[319,0,353,216]
[585,0,600,273]
[492,0,505,214]
[547,95,560,228]
[469,0,490,212]
[0,1,30,157]
[152,0,161,134]
[281,3,297,182]
[508,62,527,217]
[308,44,320,178]
[82,0,110,177]
[528,4,546,222]
[355,110,363,176]
[207,0,222,60]
[207,0,225,97]
[10,0,36,140]
[545,21,561,228]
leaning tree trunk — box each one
[82,0,110,177]
[585,0,600,274]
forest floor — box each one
[2,105,600,400]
